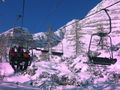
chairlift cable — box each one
[13,0,26,28]
[21,0,26,27]
[101,9,112,34]
[36,0,65,31]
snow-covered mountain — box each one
[0,0,120,90]
[33,28,65,48]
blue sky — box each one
[0,0,101,33]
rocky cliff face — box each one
[49,0,120,58]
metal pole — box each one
[21,0,26,27]
[108,35,113,58]
[47,25,52,61]
[102,9,112,34]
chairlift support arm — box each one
[102,9,112,34]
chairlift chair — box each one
[88,34,117,65]
[9,45,33,71]
[40,48,63,56]
[9,28,33,72]
[87,9,117,65]
[40,40,64,56]
[41,49,49,53]
[51,42,63,56]
[52,51,63,56]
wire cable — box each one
[21,0,25,27]
[12,0,26,28]
[61,0,120,30]
[36,0,65,31]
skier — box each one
[17,46,24,71]
[9,47,18,72]
[17,46,24,54]
[23,50,30,70]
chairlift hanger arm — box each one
[90,9,111,38]
[88,34,94,55]
[22,0,26,27]
[102,9,112,34]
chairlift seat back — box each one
[41,50,49,53]
[52,52,63,56]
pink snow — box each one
[0,62,14,76]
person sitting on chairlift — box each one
[9,47,17,72]
[17,46,24,71]
[23,50,30,70]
